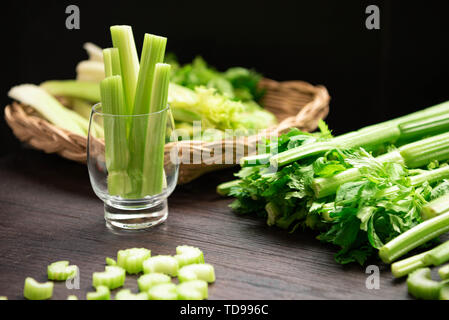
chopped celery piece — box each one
[407,268,446,300]
[174,245,205,268]
[67,295,78,300]
[141,63,171,196]
[440,285,449,300]
[47,260,78,281]
[110,25,139,114]
[23,277,53,300]
[147,283,178,300]
[100,76,131,197]
[76,60,105,83]
[115,289,148,300]
[105,257,116,266]
[143,255,179,276]
[92,266,125,289]
[41,80,101,102]
[128,34,167,196]
[137,273,171,292]
[87,285,110,300]
[379,211,449,263]
[177,280,208,300]
[421,194,449,220]
[178,264,215,283]
[117,248,151,274]
[8,84,87,136]
[0,296,7,300]
[103,48,121,78]
[439,264,449,280]
[422,240,449,266]
[391,252,429,278]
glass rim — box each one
[91,102,170,117]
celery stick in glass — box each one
[103,48,122,78]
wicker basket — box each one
[4,78,330,184]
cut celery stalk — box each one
[128,34,167,196]
[439,264,449,280]
[177,280,208,300]
[103,48,121,78]
[407,268,446,300]
[423,240,449,266]
[8,84,87,136]
[178,264,215,283]
[391,252,429,278]
[137,273,171,292]
[47,261,78,281]
[174,245,205,268]
[100,76,131,197]
[92,266,126,289]
[41,80,101,102]
[421,194,449,221]
[141,63,171,197]
[115,289,148,300]
[105,257,116,266]
[76,60,105,83]
[87,285,110,300]
[117,248,151,274]
[143,255,179,276]
[67,295,78,300]
[440,285,449,300]
[148,283,178,300]
[23,277,53,300]
[379,211,449,263]
[217,180,242,196]
[110,25,139,114]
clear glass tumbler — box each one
[87,103,179,231]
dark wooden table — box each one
[0,148,418,300]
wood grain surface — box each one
[0,148,436,300]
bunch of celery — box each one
[218,101,449,264]
[99,25,170,198]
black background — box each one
[2,0,448,156]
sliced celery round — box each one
[137,273,171,292]
[117,248,151,274]
[143,255,178,276]
[178,264,215,283]
[92,266,126,289]
[148,283,178,300]
[175,245,205,268]
[47,261,78,281]
[23,277,53,300]
[115,289,148,300]
[177,280,208,300]
[87,285,110,300]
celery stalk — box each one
[103,48,122,78]
[391,252,429,278]
[41,80,101,102]
[100,76,131,196]
[422,240,449,266]
[110,25,140,114]
[141,63,171,196]
[439,264,449,280]
[421,194,449,220]
[128,34,167,196]
[76,60,105,82]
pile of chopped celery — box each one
[218,101,449,265]
[13,245,215,300]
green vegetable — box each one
[407,268,446,300]
[100,76,131,197]
[217,180,242,196]
[41,80,101,102]
[115,289,148,300]
[379,211,449,263]
[47,261,78,281]
[110,25,139,114]
[23,277,53,300]
[174,245,205,268]
[141,63,171,197]
[422,239,449,266]
[67,295,78,300]
[147,283,178,300]
[87,285,110,300]
[177,280,208,300]
[143,255,179,276]
[440,285,449,300]
[137,273,171,292]
[8,84,88,136]
[178,264,215,283]
[421,194,449,220]
[105,257,116,266]
[0,296,7,300]
[439,264,449,280]
[391,252,429,278]
[92,266,126,289]
[116,248,151,274]
[103,48,121,78]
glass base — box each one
[104,199,168,231]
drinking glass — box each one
[87,103,179,231]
